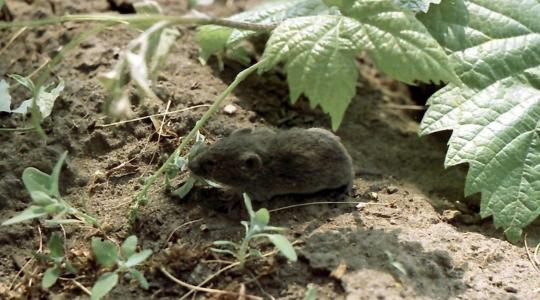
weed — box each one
[35,232,77,289]
[211,194,297,267]
[90,235,152,300]
[1,152,98,227]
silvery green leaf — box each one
[419,0,540,242]
[91,272,118,300]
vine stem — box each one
[0,14,277,31]
[129,59,268,221]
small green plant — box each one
[35,232,77,289]
[90,235,152,300]
[211,194,297,267]
[1,151,97,226]
[0,75,64,123]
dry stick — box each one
[160,267,262,300]
[524,234,539,272]
[131,59,267,219]
[180,248,283,300]
[147,100,172,167]
[166,218,203,243]
[59,278,92,296]
[534,242,540,267]
[96,104,211,127]
[383,104,426,110]
[268,201,385,213]
[0,26,27,55]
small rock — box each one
[386,185,399,194]
[504,286,518,293]
[441,209,460,222]
[223,104,238,115]
[367,192,378,200]
[389,219,397,225]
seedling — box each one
[211,194,297,267]
[90,235,152,300]
[35,232,77,289]
[0,75,64,122]
[1,152,98,226]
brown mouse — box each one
[187,127,354,201]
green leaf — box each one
[22,168,52,194]
[30,191,55,206]
[22,151,67,199]
[47,232,64,258]
[42,266,61,289]
[419,0,540,242]
[49,151,67,198]
[196,0,331,63]
[9,74,35,91]
[260,1,457,129]
[91,272,118,300]
[265,234,297,262]
[171,176,196,198]
[243,193,255,218]
[2,206,47,225]
[0,79,11,112]
[91,238,118,268]
[125,249,152,268]
[396,0,441,13]
[252,208,270,230]
[120,236,137,259]
[10,79,64,119]
[303,284,317,300]
[129,269,149,289]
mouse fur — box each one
[188,127,354,201]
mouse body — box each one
[188,127,354,201]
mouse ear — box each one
[241,152,262,171]
[230,127,253,136]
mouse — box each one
[187,127,354,202]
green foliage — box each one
[1,152,98,226]
[396,0,441,13]
[99,1,179,117]
[90,235,152,300]
[195,0,457,130]
[303,284,317,300]
[196,0,332,66]
[418,0,540,242]
[0,75,64,120]
[211,194,297,267]
[91,272,119,300]
[36,232,77,289]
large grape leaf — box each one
[397,0,441,13]
[196,0,331,62]
[259,0,458,129]
[419,0,540,242]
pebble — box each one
[504,286,518,293]
[223,104,238,115]
[386,185,399,194]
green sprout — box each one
[35,232,77,289]
[90,235,153,300]
[1,151,98,226]
[211,194,297,267]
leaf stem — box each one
[129,59,267,221]
[0,14,277,31]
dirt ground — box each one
[1,0,539,299]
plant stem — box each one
[0,14,277,31]
[129,59,267,222]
